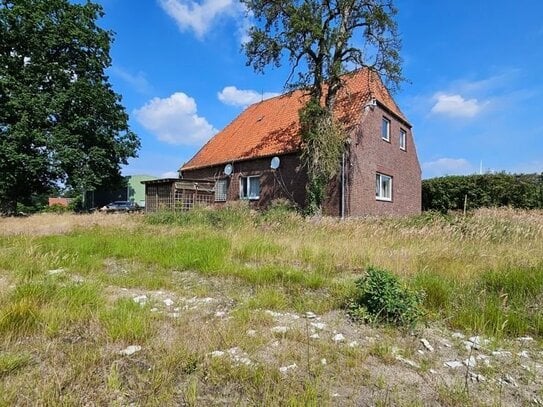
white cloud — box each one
[161,171,180,178]
[431,93,487,118]
[158,0,238,39]
[134,92,217,145]
[110,66,152,94]
[218,86,280,107]
[422,157,475,178]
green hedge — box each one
[422,173,543,212]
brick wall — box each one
[181,153,308,209]
[346,103,422,216]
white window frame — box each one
[381,117,391,142]
[376,173,392,201]
[239,175,260,200]
[215,179,227,202]
[399,129,406,151]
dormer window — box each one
[381,117,390,142]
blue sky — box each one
[95,0,543,179]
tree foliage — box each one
[0,0,140,213]
[243,0,402,213]
[422,173,543,213]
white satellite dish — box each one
[224,164,233,176]
[270,156,280,170]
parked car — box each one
[100,201,140,213]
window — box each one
[376,173,392,201]
[240,176,260,200]
[399,129,406,150]
[381,117,390,142]
[215,179,227,202]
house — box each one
[179,68,421,216]
[84,174,157,210]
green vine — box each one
[299,98,345,215]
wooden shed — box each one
[141,178,215,212]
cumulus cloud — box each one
[161,171,180,178]
[431,93,487,118]
[134,92,217,145]
[159,0,239,39]
[422,157,475,178]
[218,86,280,107]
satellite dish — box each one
[270,156,280,170]
[224,164,233,176]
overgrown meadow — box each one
[0,206,542,405]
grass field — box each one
[0,206,542,405]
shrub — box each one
[349,266,423,326]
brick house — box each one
[180,68,421,216]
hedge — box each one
[422,173,543,212]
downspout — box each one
[341,150,345,220]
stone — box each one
[271,326,288,334]
[492,350,512,357]
[279,364,297,373]
[517,336,534,343]
[332,333,345,343]
[119,345,141,356]
[310,333,320,340]
[517,350,530,358]
[246,329,257,337]
[211,351,225,358]
[451,332,465,339]
[463,356,477,368]
[215,311,226,318]
[501,374,518,387]
[320,358,327,365]
[421,338,434,352]
[163,298,174,307]
[468,336,489,349]
[305,311,317,319]
[133,295,148,305]
[469,372,486,382]
[311,322,326,330]
[444,361,463,369]
[348,341,359,348]
[396,355,420,369]
[47,268,65,275]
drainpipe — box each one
[341,151,345,220]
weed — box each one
[349,266,424,326]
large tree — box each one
[0,0,140,213]
[243,0,402,213]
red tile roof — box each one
[181,68,408,171]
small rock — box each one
[452,332,465,339]
[47,268,65,275]
[417,350,425,355]
[429,369,437,374]
[421,338,434,352]
[463,356,477,368]
[348,341,359,348]
[279,363,297,374]
[133,295,148,305]
[444,361,463,369]
[310,333,320,340]
[517,350,530,358]
[150,307,159,312]
[163,298,174,307]
[501,374,518,387]
[119,345,141,356]
[440,339,452,348]
[469,372,486,382]
[332,333,345,343]
[517,336,534,343]
[320,358,327,365]
[173,307,180,312]
[396,355,420,369]
[167,312,180,318]
[492,350,512,357]
[211,351,225,357]
[265,310,283,318]
[331,393,340,398]
[271,341,280,347]
[311,322,326,330]
[215,311,226,318]
[246,329,257,337]
[271,326,288,334]
[305,311,317,319]
[468,336,489,349]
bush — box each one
[349,266,423,326]
[422,173,543,212]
